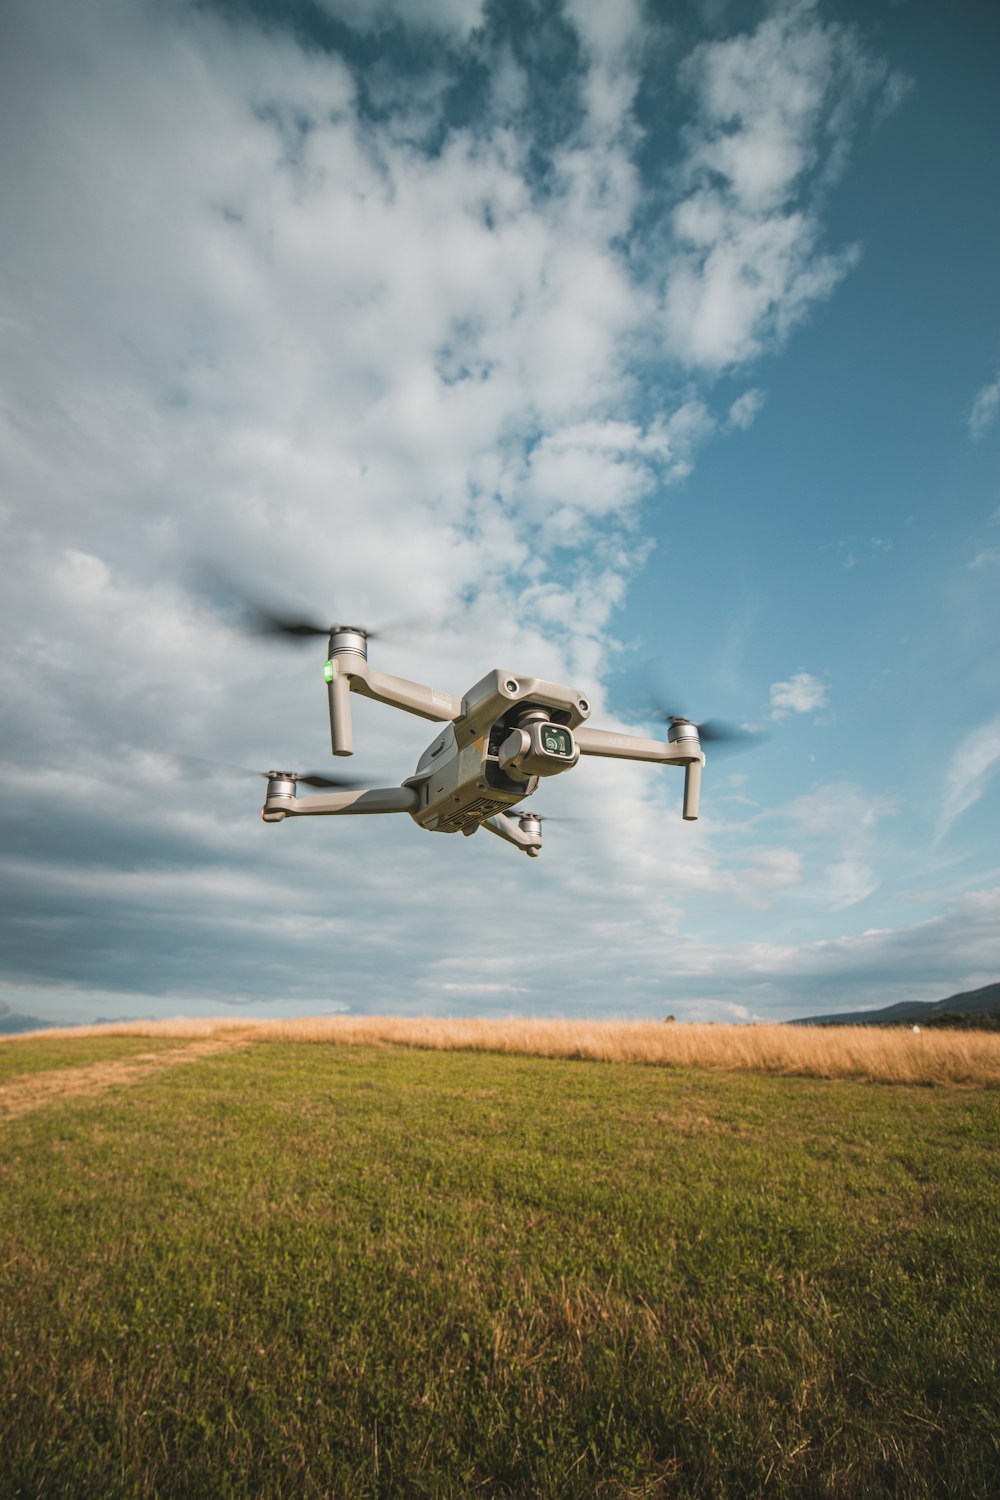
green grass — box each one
[1,1041,998,1497]
[0,1035,189,1085]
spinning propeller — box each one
[262,769,367,789]
[243,603,397,644]
[662,714,760,748]
[645,695,763,753]
[184,757,366,790]
[196,564,421,646]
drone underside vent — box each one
[435,793,510,834]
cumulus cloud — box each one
[768,671,829,719]
[563,0,648,135]
[0,0,908,1022]
[658,0,902,370]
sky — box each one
[1,0,998,1029]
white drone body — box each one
[261,627,704,857]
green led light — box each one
[323,660,335,682]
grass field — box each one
[1,1032,999,1497]
[12,1013,1000,1087]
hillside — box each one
[790,980,1000,1028]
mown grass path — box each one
[1,1040,998,1497]
[0,1039,248,1119]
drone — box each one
[251,607,747,857]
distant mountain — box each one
[790,981,1000,1028]
[0,1011,151,1036]
[0,1011,61,1036]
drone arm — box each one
[326,655,461,727]
[262,786,418,821]
[354,666,462,722]
[576,727,705,821]
[575,727,700,765]
[481,813,542,856]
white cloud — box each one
[969,547,1000,570]
[314,0,487,38]
[727,388,765,430]
[768,671,829,719]
[563,0,648,135]
[663,209,859,371]
[820,858,880,910]
[969,371,1000,440]
[0,0,911,1023]
[517,419,670,531]
[782,783,895,839]
[722,884,1000,1014]
[437,982,532,997]
[778,783,896,909]
[657,0,898,370]
[681,14,833,214]
[938,716,1000,842]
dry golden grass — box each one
[5,1014,1000,1087]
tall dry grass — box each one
[6,1015,1000,1087]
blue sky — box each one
[1,0,998,1028]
